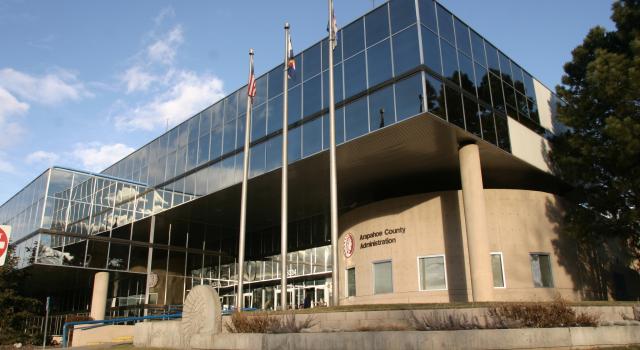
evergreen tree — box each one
[550,0,640,268]
[0,247,42,345]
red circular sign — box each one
[0,227,8,259]
[343,233,354,258]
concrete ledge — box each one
[72,325,134,347]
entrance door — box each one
[243,293,253,309]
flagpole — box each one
[327,0,340,307]
[236,48,254,311]
[280,23,290,310]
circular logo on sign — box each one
[343,233,354,258]
[0,227,8,260]
[147,272,159,288]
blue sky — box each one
[0,0,614,204]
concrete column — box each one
[90,271,109,320]
[459,143,493,302]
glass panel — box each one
[475,62,491,104]
[499,52,513,82]
[251,104,267,142]
[489,73,505,113]
[480,105,497,145]
[470,29,486,67]
[426,74,445,119]
[420,256,446,290]
[463,95,481,137]
[485,43,500,73]
[392,25,420,76]
[302,117,322,157]
[365,4,390,46]
[288,85,302,124]
[458,52,475,95]
[523,72,536,102]
[108,243,129,271]
[254,75,268,106]
[323,64,344,106]
[441,40,458,84]
[267,94,283,134]
[373,261,393,294]
[288,126,302,163]
[531,254,553,288]
[494,114,510,152]
[436,4,454,44]
[491,253,505,288]
[367,39,393,87]
[210,127,223,159]
[343,52,367,98]
[323,107,346,147]
[303,43,321,80]
[395,73,424,121]
[419,0,437,32]
[369,85,396,130]
[197,134,210,165]
[303,75,322,118]
[345,96,369,141]
[422,27,442,75]
[222,120,236,154]
[268,65,284,99]
[454,18,471,56]
[342,18,364,59]
[445,85,464,128]
[265,135,283,171]
[224,93,238,122]
[249,142,266,178]
[389,0,416,34]
[347,267,356,297]
[236,115,246,151]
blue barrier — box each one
[61,313,181,348]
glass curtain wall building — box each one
[1,0,567,314]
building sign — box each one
[0,225,11,267]
[359,227,405,249]
[343,233,354,258]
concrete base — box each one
[71,325,134,347]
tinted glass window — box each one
[454,19,471,56]
[288,85,302,124]
[268,65,284,99]
[267,94,283,134]
[265,135,283,171]
[197,134,210,165]
[395,73,424,121]
[222,120,236,154]
[419,256,446,290]
[373,261,393,294]
[531,254,553,288]
[470,30,486,67]
[224,92,238,122]
[188,117,199,144]
[436,4,454,44]
[441,40,459,83]
[210,127,223,159]
[323,63,344,107]
[369,85,396,130]
[323,108,345,147]
[499,52,513,82]
[445,85,464,128]
[365,4,390,46]
[303,43,321,80]
[426,74,445,119]
[392,25,421,76]
[343,52,367,98]
[512,64,525,94]
[494,114,510,152]
[249,142,266,178]
[347,267,356,297]
[422,27,441,74]
[492,253,505,288]
[288,126,302,163]
[389,0,416,34]
[489,73,505,113]
[342,18,365,58]
[236,115,246,150]
[463,95,481,137]
[475,62,490,103]
[187,141,197,170]
[485,43,500,73]
[254,75,268,106]
[251,104,267,142]
[302,117,322,157]
[303,75,322,117]
[517,92,529,119]
[345,97,369,141]
[368,39,393,87]
[458,52,475,95]
[419,0,437,31]
[523,72,536,101]
[322,30,343,65]
[211,102,224,129]
[199,110,212,136]
[479,104,497,145]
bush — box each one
[488,297,599,328]
[225,311,316,333]
[407,311,485,331]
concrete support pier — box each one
[90,271,109,320]
[459,143,492,302]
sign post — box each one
[0,225,11,267]
[43,296,50,349]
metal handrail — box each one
[61,313,181,348]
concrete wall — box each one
[338,190,588,305]
[533,78,558,133]
[72,325,134,347]
[507,117,552,173]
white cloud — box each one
[0,152,17,174]
[122,66,157,93]
[0,68,92,105]
[114,70,224,131]
[147,25,183,65]
[0,87,28,149]
[71,143,135,172]
[25,150,59,166]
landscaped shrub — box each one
[488,297,599,328]
[225,311,316,333]
[407,311,485,331]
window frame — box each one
[490,251,506,289]
[530,252,554,288]
[346,266,356,298]
[417,254,448,291]
[372,259,393,295]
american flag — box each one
[247,51,257,98]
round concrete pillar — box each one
[459,143,493,302]
[90,271,109,320]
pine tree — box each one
[550,0,640,268]
[0,247,42,345]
